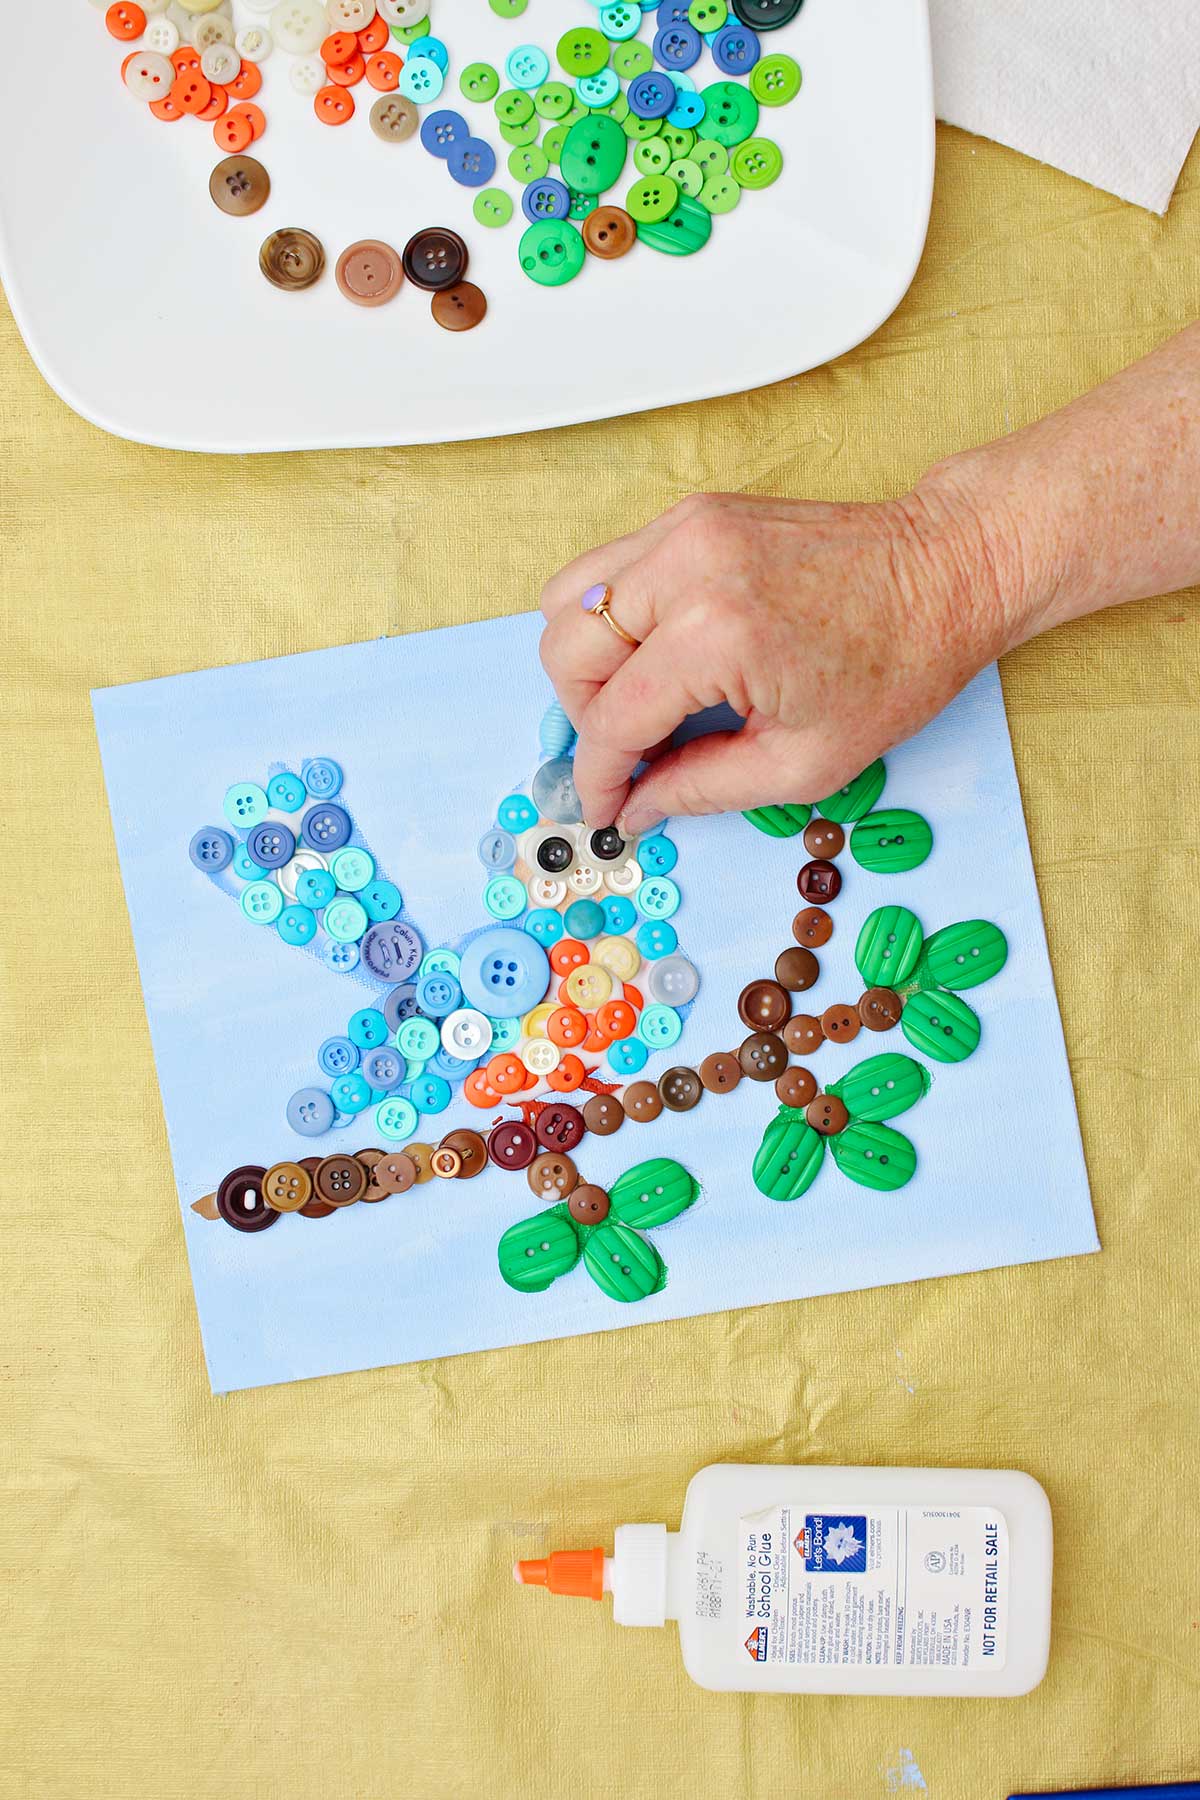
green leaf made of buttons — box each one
[498,1157,700,1301]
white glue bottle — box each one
[514,1463,1052,1696]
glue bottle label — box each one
[737,1503,1009,1670]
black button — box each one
[731,0,804,27]
[589,827,625,863]
[537,835,574,873]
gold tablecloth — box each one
[3,126,1198,1799]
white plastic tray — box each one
[0,0,932,450]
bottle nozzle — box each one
[513,1547,606,1601]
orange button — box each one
[550,938,589,977]
[546,1054,586,1093]
[106,2,145,40]
[596,999,636,1039]
[213,109,253,151]
[227,60,263,101]
[230,101,266,140]
[487,1053,526,1095]
[196,84,228,121]
[315,84,355,124]
[326,51,365,86]
[357,14,389,52]
[171,72,212,114]
[547,1007,587,1049]
[464,1069,501,1110]
[624,983,645,1011]
[170,46,202,76]
[149,93,183,121]
[582,1020,612,1054]
[365,50,402,90]
[321,31,358,65]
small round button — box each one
[797,860,842,903]
[431,282,488,331]
[858,987,903,1031]
[287,1086,336,1136]
[623,1081,664,1123]
[314,1154,367,1206]
[582,205,637,259]
[189,827,234,871]
[210,153,270,216]
[807,1093,850,1136]
[259,227,325,291]
[776,1066,818,1108]
[370,92,419,139]
[373,1152,417,1195]
[785,1016,824,1057]
[402,226,469,291]
[737,979,790,1032]
[803,818,845,858]
[645,953,699,1006]
[583,1093,624,1136]
[336,238,404,307]
[262,1161,312,1212]
[820,1004,861,1045]
[793,907,833,948]
[775,946,819,991]
[528,1151,578,1199]
[431,1147,462,1179]
[659,1066,702,1112]
[738,1033,787,1080]
[699,1051,741,1094]
[568,1184,610,1224]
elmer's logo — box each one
[793,1527,809,1558]
[744,1627,768,1661]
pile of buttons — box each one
[107,2,267,148]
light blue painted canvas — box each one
[91,612,1098,1394]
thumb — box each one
[617,727,810,832]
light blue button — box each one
[324,940,360,973]
[301,757,343,799]
[329,1110,355,1131]
[487,1015,522,1052]
[602,895,637,934]
[223,782,268,827]
[417,972,463,1018]
[484,876,527,920]
[563,898,605,939]
[525,907,564,947]
[637,1002,682,1048]
[646,952,699,1006]
[637,919,677,959]
[420,948,462,978]
[460,927,550,1019]
[497,793,538,832]
[362,1046,404,1090]
[636,876,680,919]
[428,1047,478,1082]
[376,1096,419,1141]
[398,1016,440,1060]
[362,879,402,922]
[330,1071,372,1114]
[577,67,619,105]
[277,903,317,946]
[607,1037,648,1074]
[324,896,369,943]
[241,880,283,925]
[408,32,448,69]
[637,833,677,874]
[507,42,550,87]
[599,2,641,39]
[189,827,234,872]
[295,867,337,909]
[348,1008,389,1049]
[286,1086,336,1136]
[399,54,444,100]
[479,829,517,871]
[267,772,307,812]
[231,842,258,882]
[330,847,375,892]
[410,1074,452,1115]
[318,1036,359,1077]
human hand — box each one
[539,486,1014,834]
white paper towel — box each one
[929,0,1200,213]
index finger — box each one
[572,627,703,827]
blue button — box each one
[318,1036,360,1077]
[398,1016,440,1060]
[485,876,527,920]
[286,1086,335,1136]
[428,1047,477,1082]
[498,793,538,832]
[376,1095,419,1141]
[330,1110,356,1130]
[459,926,550,1019]
[296,867,337,909]
[408,32,448,69]
[420,108,469,156]
[607,1037,648,1074]
[636,876,680,919]
[478,829,517,871]
[246,821,295,870]
[323,940,360,974]
[417,972,463,1018]
[602,895,637,934]
[653,22,701,68]
[711,21,759,72]
[381,984,420,1032]
[301,758,343,799]
[267,771,307,811]
[223,782,268,827]
[189,827,234,872]
[628,70,676,116]
[231,842,258,881]
[361,920,423,982]
[362,878,403,922]
[637,1002,682,1048]
[420,948,461,978]
[410,1073,452,1115]
[348,1008,389,1049]
[487,1015,522,1052]
[563,898,605,939]
[637,833,677,874]
[362,1046,405,1090]
[242,880,283,925]
[523,176,571,222]
[277,903,317,946]
[331,1071,372,1114]
[525,907,564,947]
[448,137,497,187]
[657,1,690,22]
[301,803,352,851]
[637,919,677,959]
[666,86,705,127]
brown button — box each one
[738,1032,788,1081]
[797,860,842,903]
[402,226,468,291]
[535,1104,585,1152]
[315,1154,367,1206]
[858,987,903,1031]
[431,1146,462,1179]
[369,92,418,141]
[568,1183,611,1224]
[783,1013,825,1056]
[807,1093,850,1136]
[487,1121,538,1170]
[820,1003,861,1044]
[803,818,845,858]
[431,281,487,331]
[259,227,325,291]
[297,1156,336,1217]
[583,1093,624,1136]
[216,1165,279,1232]
[209,154,270,217]
[582,204,636,259]
[623,1080,664,1122]
[700,1051,742,1095]
[438,1128,487,1177]
[776,1066,818,1108]
[792,907,833,948]
[658,1066,702,1112]
[737,978,791,1033]
[527,1151,578,1200]
[336,238,404,307]
[356,1146,386,1202]
[262,1160,312,1212]
[373,1152,417,1195]
[402,1142,434,1185]
[774,946,819,992]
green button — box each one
[626,173,678,223]
[612,39,652,79]
[636,193,712,255]
[692,136,728,178]
[699,172,741,213]
[700,79,759,146]
[731,136,782,189]
[633,135,673,175]
[557,26,609,76]
[688,0,727,26]
[596,90,630,123]
[390,18,428,43]
[569,188,598,220]
[668,156,703,197]
[750,52,802,107]
[499,116,540,147]
[659,124,695,160]
[509,143,549,181]
[489,0,527,15]
[622,111,664,141]
[519,219,587,286]
[534,80,573,120]
[495,88,534,126]
[460,62,499,103]
[542,121,568,164]
[559,113,627,193]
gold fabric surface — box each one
[2,126,1198,1799]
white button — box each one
[566,862,603,896]
[289,53,325,92]
[521,1038,561,1076]
[270,0,326,55]
[144,18,180,51]
[378,0,423,20]
[441,1009,494,1059]
[123,51,175,99]
[646,954,700,1006]
[276,848,328,901]
[236,25,272,58]
[527,875,566,907]
[326,0,375,25]
[604,858,643,896]
[192,15,236,49]
[242,0,276,11]
[201,40,240,81]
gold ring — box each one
[584,584,641,648]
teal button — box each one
[420,947,462,978]
[563,898,605,938]
[498,793,538,831]
[576,68,619,107]
[525,907,564,946]
[330,848,375,892]
[398,1017,440,1060]
[331,1072,371,1114]
[241,880,283,925]
[231,842,258,882]
[223,782,269,827]
[267,772,307,812]
[276,903,317,947]
[348,1008,388,1048]
[485,876,527,919]
[296,867,337,910]
[324,896,369,942]
[487,1015,523,1052]
[375,1096,419,1141]
[636,876,680,919]
[637,1002,682,1048]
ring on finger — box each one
[581,582,641,648]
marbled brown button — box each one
[369,92,418,141]
[336,238,404,307]
[807,1093,850,1136]
[487,1120,538,1170]
[403,1142,434,1184]
[858,987,903,1031]
[582,204,636,258]
[797,859,842,903]
[792,906,833,948]
[820,1003,861,1044]
[402,225,468,291]
[259,226,325,291]
[658,1065,702,1111]
[209,153,270,216]
[783,1013,824,1056]
[216,1165,278,1232]
[315,1154,367,1206]
[528,1151,578,1200]
[373,1152,417,1195]
[623,1080,664,1122]
[738,1032,788,1081]
[803,818,845,858]
[568,1183,611,1224]
[583,1093,624,1136]
[438,1128,488,1177]
[774,945,819,991]
[297,1155,336,1217]
[431,281,487,331]
[737,978,791,1032]
[775,1065,818,1108]
[262,1160,312,1212]
[535,1103,586,1151]
[699,1051,741,1095]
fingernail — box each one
[619,805,657,837]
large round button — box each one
[370,92,418,140]
[568,1184,610,1224]
[315,1154,367,1206]
[775,946,819,991]
[210,154,270,215]
[699,1051,741,1094]
[361,920,423,982]
[783,1014,824,1056]
[431,282,487,330]
[459,927,549,1019]
[793,906,833,947]
[582,205,636,258]
[216,1165,278,1232]
[528,1151,578,1200]
[373,1152,417,1195]
[438,1128,488,1177]
[519,219,587,287]
[262,1161,312,1212]
[336,238,404,306]
[259,226,325,290]
[402,226,469,290]
[737,978,790,1032]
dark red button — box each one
[797,860,842,902]
[402,225,468,291]
[488,1121,538,1170]
[737,979,791,1032]
[535,1104,586,1151]
[216,1165,279,1232]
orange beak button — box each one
[514,1547,606,1602]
